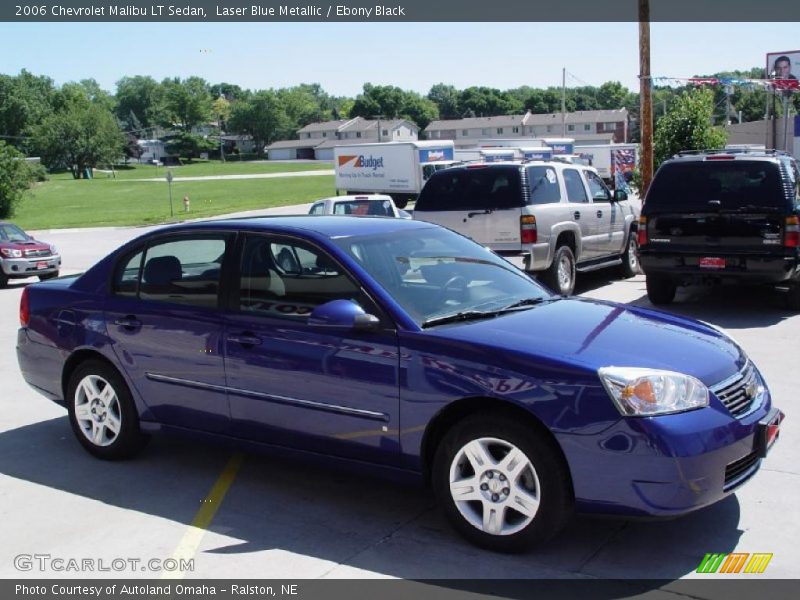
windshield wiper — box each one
[422,310,502,328]
[499,296,557,311]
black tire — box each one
[432,413,573,552]
[542,245,576,296]
[618,231,639,279]
[646,274,677,305]
[66,359,148,460]
[0,273,7,288]
[38,271,60,282]
[786,283,800,311]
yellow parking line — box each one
[162,453,244,579]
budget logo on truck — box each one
[338,155,385,170]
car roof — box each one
[315,194,393,203]
[150,215,435,239]
[665,149,790,164]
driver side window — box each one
[584,171,611,202]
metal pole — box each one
[639,0,654,198]
[783,93,791,152]
[168,181,174,217]
[561,67,566,137]
[765,85,772,148]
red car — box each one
[0,222,61,287]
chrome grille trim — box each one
[710,361,761,419]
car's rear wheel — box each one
[67,360,148,460]
[0,273,7,288]
[432,414,573,552]
[542,245,576,296]
[786,283,800,311]
[619,232,639,279]
[38,271,59,281]
[646,274,676,305]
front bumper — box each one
[1,254,61,278]
[559,382,782,518]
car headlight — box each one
[1,248,23,258]
[49,244,58,255]
[598,367,709,416]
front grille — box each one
[724,451,760,491]
[23,248,50,258]
[710,362,760,418]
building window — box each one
[356,132,361,138]
[584,124,591,131]
[512,126,519,134]
[497,128,504,134]
[568,124,575,132]
[462,129,468,136]
[382,129,389,137]
[323,132,327,137]
[546,125,553,133]
[482,128,490,136]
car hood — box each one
[1,239,50,251]
[431,298,745,386]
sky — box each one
[0,21,798,96]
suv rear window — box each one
[415,166,523,211]
[646,160,787,212]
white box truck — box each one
[334,141,456,208]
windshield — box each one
[0,224,30,242]
[332,226,550,326]
[647,160,787,211]
[332,200,394,216]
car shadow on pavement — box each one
[0,415,745,584]
[629,284,794,329]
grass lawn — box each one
[15,173,336,229]
[58,159,332,181]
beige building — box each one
[424,109,629,147]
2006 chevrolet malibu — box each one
[17,217,783,551]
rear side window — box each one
[646,161,786,211]
[525,166,561,204]
[415,167,523,211]
[563,169,588,203]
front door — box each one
[223,234,401,464]
[105,234,232,433]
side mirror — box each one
[613,189,628,202]
[308,299,380,331]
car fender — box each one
[545,221,584,264]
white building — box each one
[266,117,420,160]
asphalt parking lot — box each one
[1,213,797,581]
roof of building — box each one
[296,119,355,134]
[265,139,322,150]
[425,109,629,131]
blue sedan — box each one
[16,217,784,551]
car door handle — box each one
[227,334,262,347]
[596,210,603,218]
[573,211,581,220]
[114,316,141,331]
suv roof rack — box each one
[674,148,789,158]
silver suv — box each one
[413,160,641,294]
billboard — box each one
[766,50,800,79]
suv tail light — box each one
[638,216,648,246]
[786,216,800,248]
[20,287,30,327]
[521,215,537,244]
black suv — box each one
[639,149,800,309]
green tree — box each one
[459,86,523,116]
[161,77,213,131]
[427,83,460,120]
[30,100,125,178]
[0,70,56,151]
[596,81,630,110]
[0,140,36,218]
[228,90,290,153]
[164,132,216,160]
[115,75,167,131]
[654,88,727,167]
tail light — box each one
[20,287,30,327]
[521,215,537,244]
[786,216,800,248]
[638,216,648,246]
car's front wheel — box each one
[67,360,148,460]
[433,414,573,552]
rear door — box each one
[645,160,789,262]
[413,166,524,252]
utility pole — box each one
[639,0,654,198]
[561,67,567,137]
